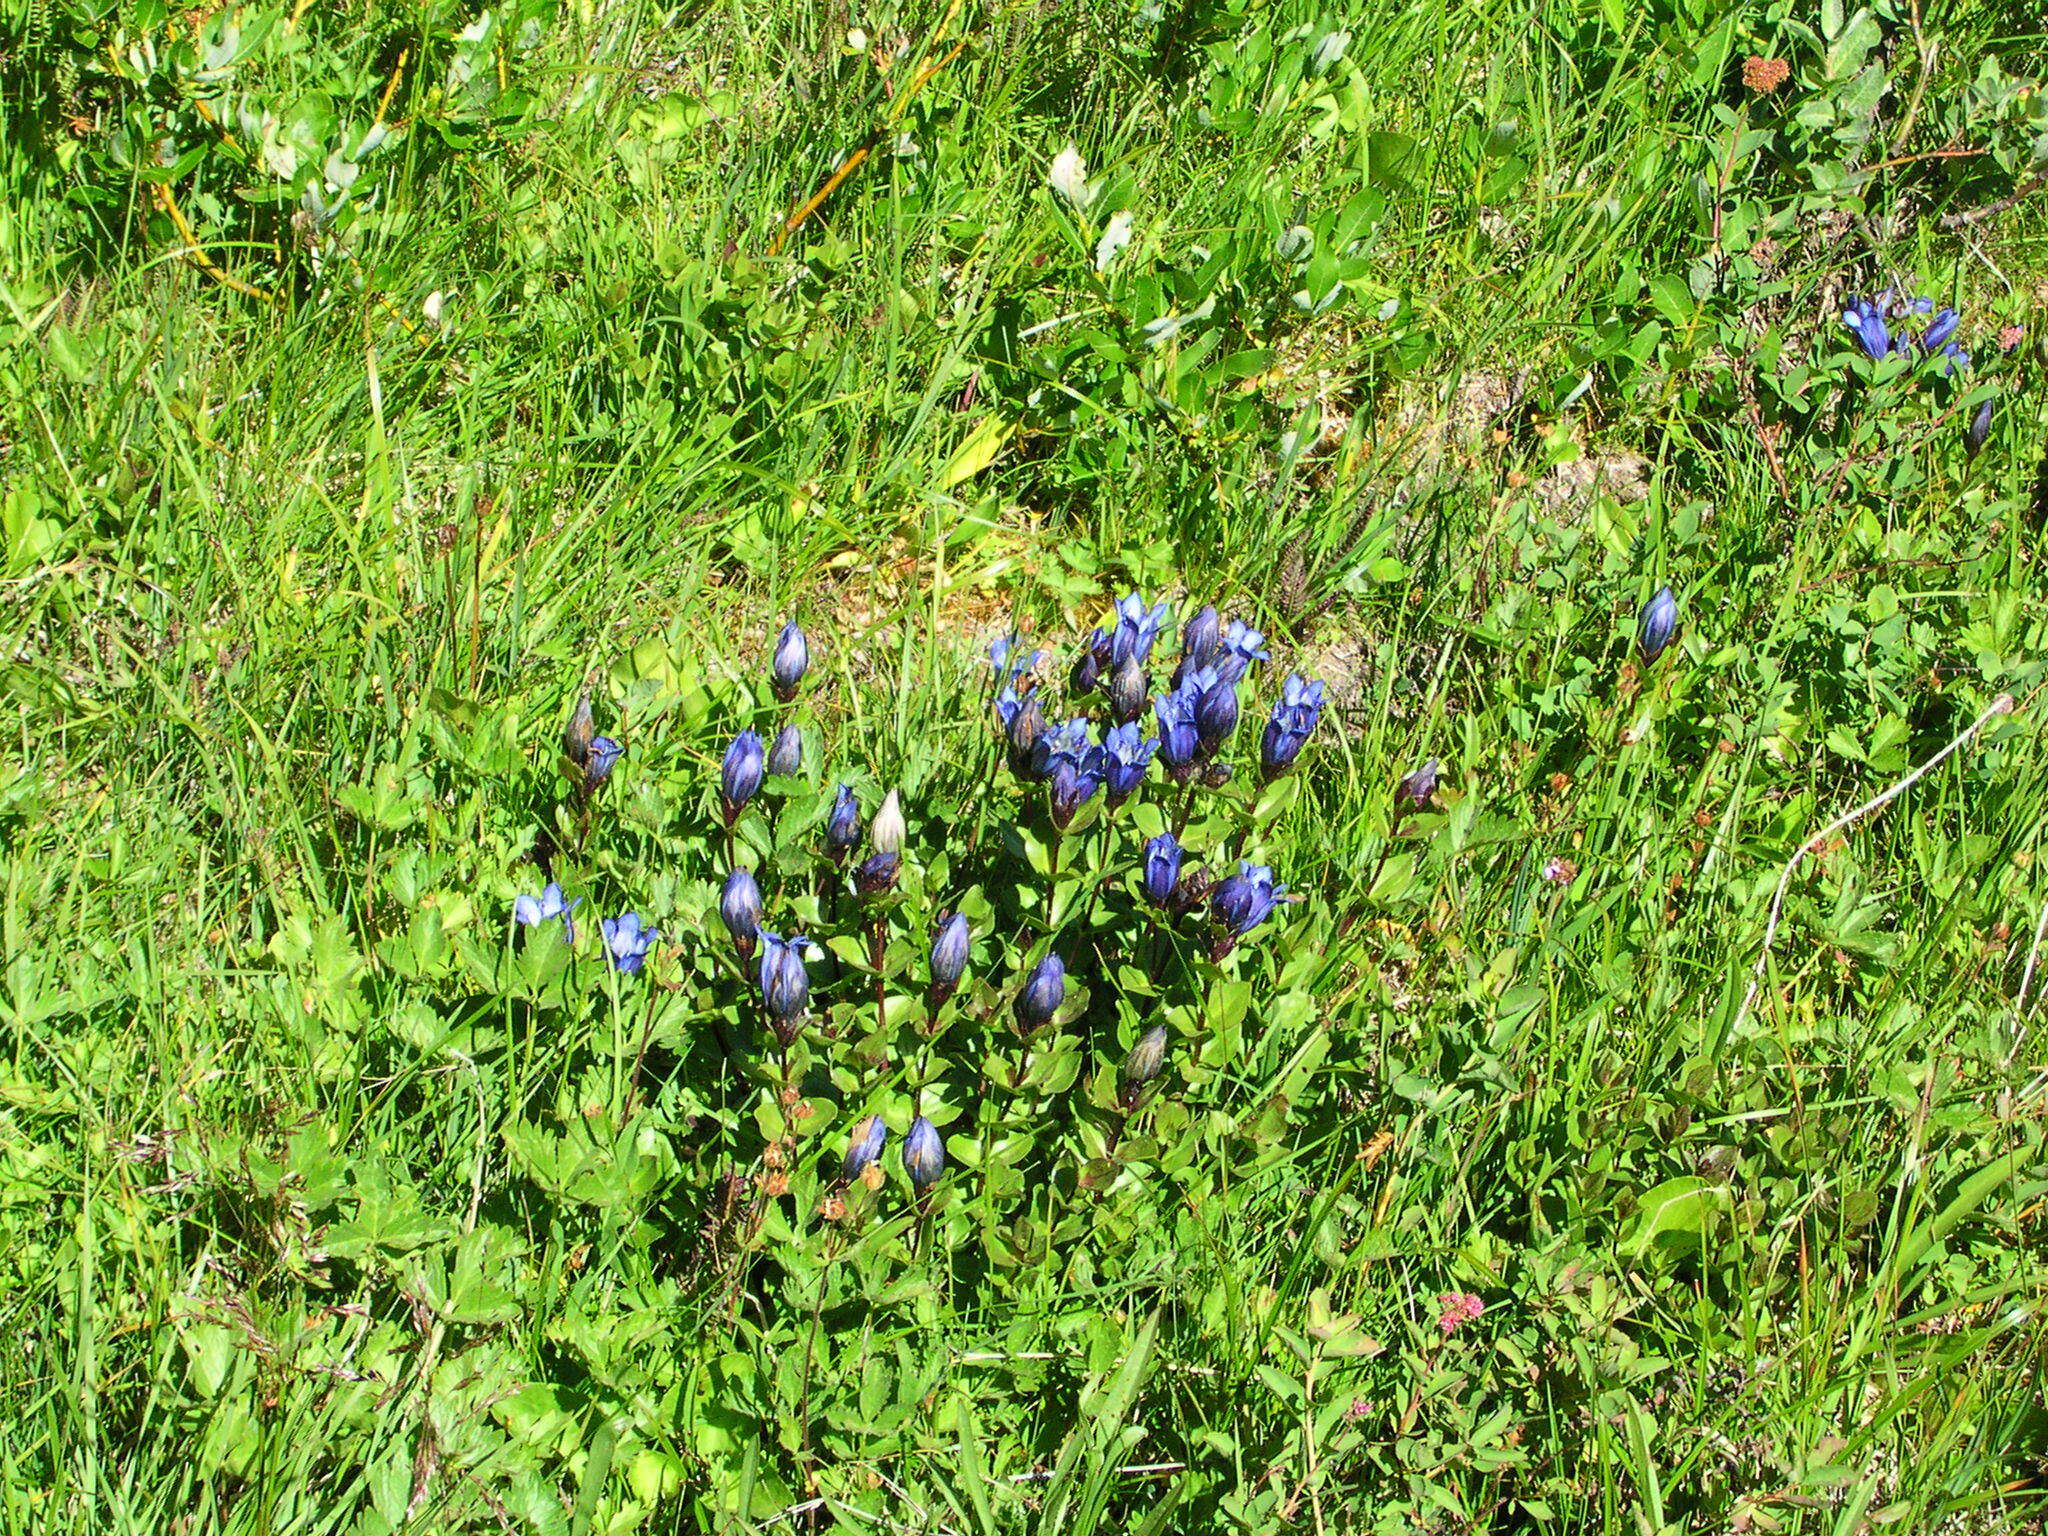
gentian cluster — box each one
[1840,290,1970,374]
[511,598,1324,1231]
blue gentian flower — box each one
[1967,397,1994,457]
[988,634,1046,681]
[930,912,971,991]
[1100,722,1157,807]
[1639,585,1678,664]
[1155,682,1203,777]
[1211,620,1270,685]
[1032,717,1094,781]
[766,723,802,777]
[721,731,765,821]
[824,783,861,860]
[720,867,762,951]
[1110,593,1172,667]
[1922,308,1960,352]
[1141,832,1183,908]
[1016,952,1066,1031]
[1398,759,1439,809]
[1939,342,1970,377]
[758,932,811,1025]
[770,620,809,699]
[1259,674,1325,778]
[903,1115,945,1189]
[842,1114,886,1180]
[586,736,623,789]
[514,881,580,944]
[1841,295,1891,361]
[1049,745,1105,830]
[1212,861,1284,937]
[601,911,659,975]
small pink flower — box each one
[2000,324,2025,353]
[1436,1292,1484,1337]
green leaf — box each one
[1628,1176,1729,1257]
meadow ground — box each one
[6,0,2048,1530]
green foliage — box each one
[5,0,2048,1531]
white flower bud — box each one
[870,789,905,854]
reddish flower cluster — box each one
[1437,1292,1485,1337]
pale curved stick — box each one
[1732,693,2015,1039]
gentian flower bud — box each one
[1397,759,1439,809]
[854,850,901,897]
[930,912,971,994]
[1107,653,1148,725]
[585,736,623,790]
[514,881,580,944]
[824,784,861,862]
[871,789,905,855]
[1070,628,1111,694]
[1923,308,1960,352]
[562,693,594,767]
[1120,1025,1169,1107]
[1141,833,1183,907]
[1100,722,1157,808]
[1212,861,1284,945]
[1179,605,1222,683]
[721,731,765,823]
[1638,586,1678,665]
[601,912,659,975]
[1842,296,1891,361]
[770,620,809,701]
[766,723,803,778]
[1939,341,1970,377]
[758,932,811,1043]
[1000,688,1047,772]
[1015,952,1065,1032]
[1259,674,1325,779]
[720,867,762,956]
[842,1114,886,1181]
[1195,677,1240,757]
[1173,864,1216,915]
[1967,397,1994,457]
[903,1115,945,1189]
